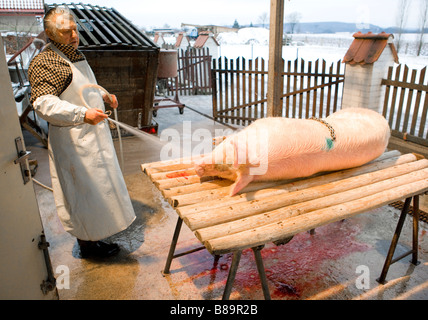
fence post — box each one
[267,0,285,117]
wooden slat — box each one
[236,57,242,125]
[285,60,291,117]
[388,64,401,128]
[230,58,235,125]
[312,59,319,117]
[211,58,218,120]
[410,67,426,136]
[254,58,260,120]
[402,69,417,133]
[197,166,428,242]
[306,60,312,117]
[205,179,428,255]
[319,59,326,118]
[395,65,409,131]
[260,58,266,118]
[382,66,394,119]
[241,57,247,125]
[184,158,428,231]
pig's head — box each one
[192,136,258,196]
[193,139,238,181]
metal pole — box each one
[411,195,420,265]
[377,197,411,284]
[162,217,183,275]
[222,250,242,300]
[252,246,271,300]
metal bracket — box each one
[14,137,31,184]
[38,233,56,295]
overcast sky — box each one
[45,0,424,30]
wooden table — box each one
[141,150,428,299]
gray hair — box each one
[43,6,75,33]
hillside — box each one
[286,21,385,34]
[242,21,422,34]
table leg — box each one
[222,250,242,300]
[377,197,412,284]
[163,217,183,275]
[252,245,271,300]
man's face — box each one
[46,14,80,49]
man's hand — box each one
[103,94,118,109]
[84,108,108,125]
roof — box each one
[343,32,399,65]
[44,3,157,50]
[193,31,219,48]
[175,32,189,47]
[153,32,164,44]
[0,0,44,14]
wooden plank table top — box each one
[141,150,428,256]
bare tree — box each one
[258,12,268,29]
[286,11,302,34]
[395,0,410,53]
[417,0,428,55]
[0,13,41,53]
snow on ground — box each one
[216,28,428,70]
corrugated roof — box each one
[44,3,157,50]
[343,31,399,65]
[0,0,44,12]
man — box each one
[28,6,136,258]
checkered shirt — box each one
[28,41,86,104]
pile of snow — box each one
[217,27,269,45]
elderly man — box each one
[28,7,136,258]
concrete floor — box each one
[26,95,428,300]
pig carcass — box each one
[193,108,391,196]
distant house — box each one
[181,23,238,36]
[193,31,219,59]
[0,0,44,33]
[153,32,165,47]
[175,32,190,50]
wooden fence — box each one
[211,57,345,126]
[382,64,428,147]
[166,47,212,95]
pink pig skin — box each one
[193,108,391,196]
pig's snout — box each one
[194,164,205,177]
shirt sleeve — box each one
[33,94,88,127]
[28,54,72,104]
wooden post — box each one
[267,0,285,117]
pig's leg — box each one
[229,171,254,196]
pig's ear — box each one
[229,173,253,196]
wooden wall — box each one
[82,49,159,127]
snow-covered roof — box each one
[0,0,44,13]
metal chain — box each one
[309,117,336,141]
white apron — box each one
[43,44,136,241]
